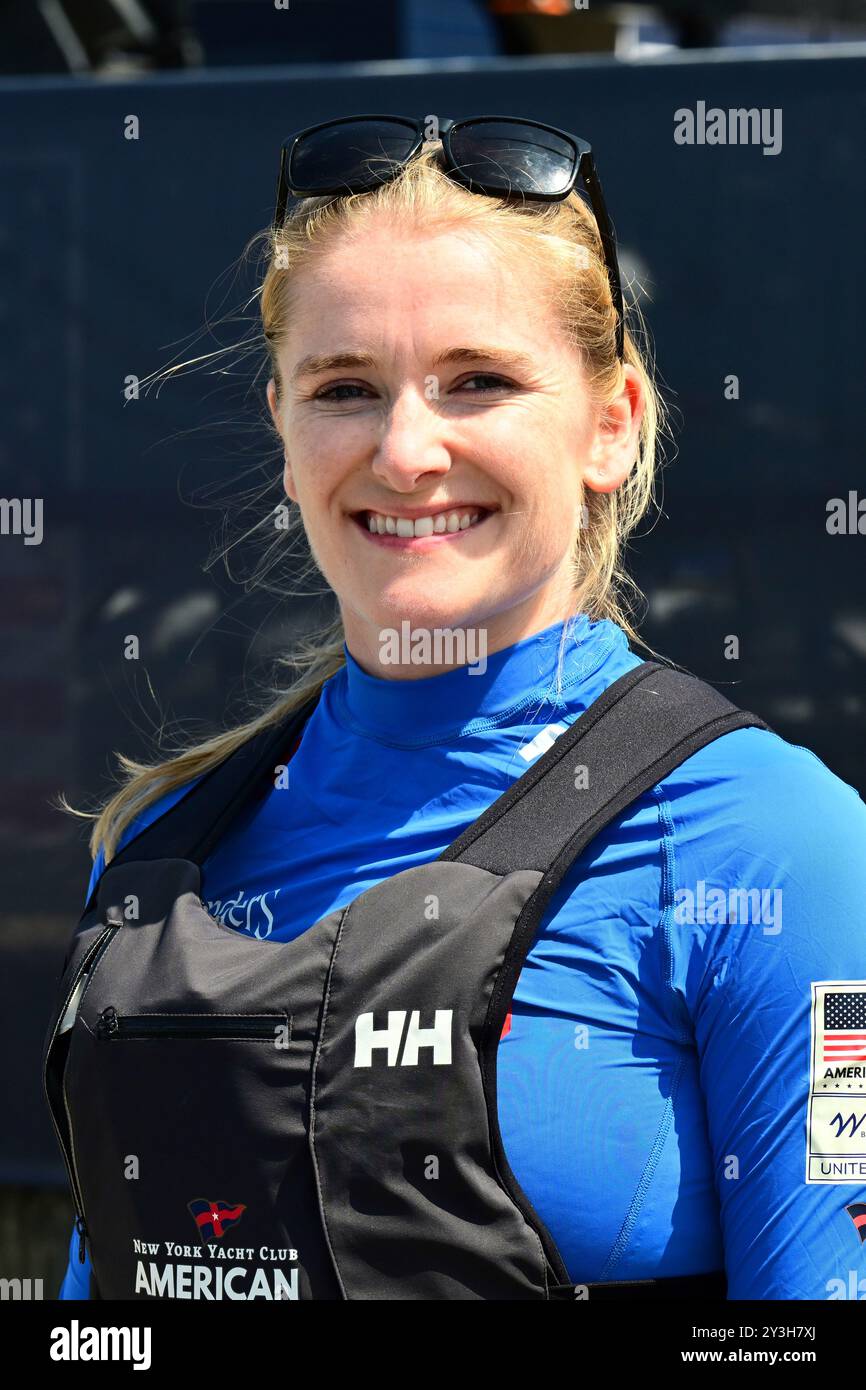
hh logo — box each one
[353,1010,453,1067]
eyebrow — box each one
[291,345,537,381]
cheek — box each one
[284,459,352,576]
[281,457,296,502]
[283,439,334,507]
[481,408,583,487]
[505,461,583,564]
[492,452,580,534]
[284,415,368,496]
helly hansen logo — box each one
[354,1010,453,1067]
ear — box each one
[267,377,298,503]
[266,377,279,426]
[582,364,646,494]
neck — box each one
[341,589,581,681]
[335,610,620,747]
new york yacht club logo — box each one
[133,1200,299,1299]
[188,1200,246,1242]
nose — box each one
[370,384,452,492]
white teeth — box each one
[363,508,484,538]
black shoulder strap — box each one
[84,659,768,921]
[449,658,769,1293]
[440,658,769,879]
[80,692,322,918]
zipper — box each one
[96,1007,289,1040]
[43,921,120,1263]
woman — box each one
[48,115,866,1301]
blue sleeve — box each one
[57,846,105,1299]
[57,778,202,1298]
[58,1218,93,1299]
[671,730,866,1298]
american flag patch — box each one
[822,992,866,1061]
[806,982,866,1184]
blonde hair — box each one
[59,141,669,866]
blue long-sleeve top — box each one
[59,614,866,1298]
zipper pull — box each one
[97,1006,118,1039]
[75,1215,87,1263]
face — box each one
[266,221,644,677]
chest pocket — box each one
[45,856,343,1300]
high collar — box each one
[329,613,630,747]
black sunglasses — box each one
[272,114,625,360]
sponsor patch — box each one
[846,1203,866,1242]
[806,981,866,1183]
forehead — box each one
[284,223,562,349]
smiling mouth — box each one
[351,506,496,542]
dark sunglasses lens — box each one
[449,121,576,195]
[289,119,419,192]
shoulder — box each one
[86,775,205,905]
[659,722,866,864]
[658,723,866,967]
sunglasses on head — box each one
[272,114,625,360]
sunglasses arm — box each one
[273,148,290,235]
[580,155,625,359]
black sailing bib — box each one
[43,661,768,1300]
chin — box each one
[371,592,480,633]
